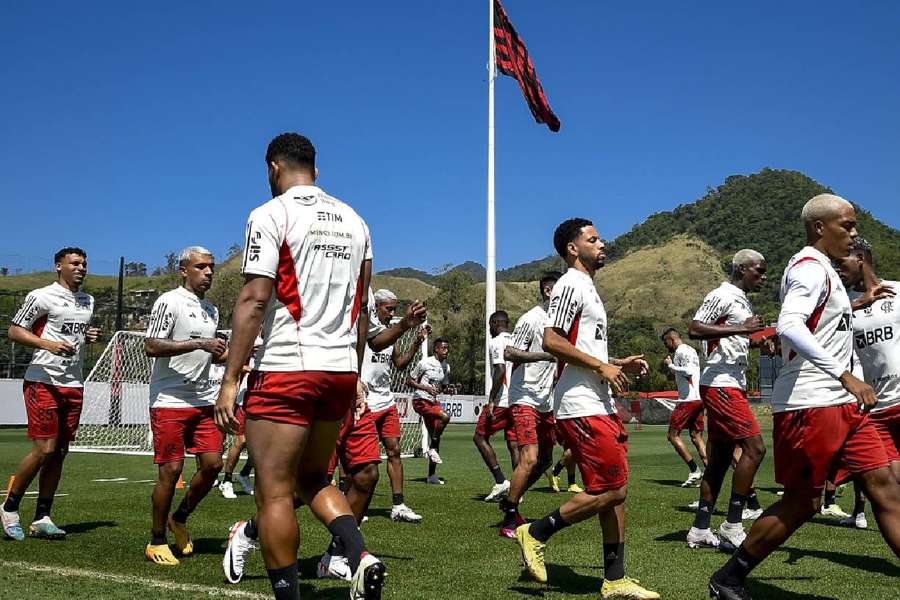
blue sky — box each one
[2,1,898,275]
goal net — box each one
[70,329,427,458]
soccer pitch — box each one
[0,422,896,599]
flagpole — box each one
[485,0,497,395]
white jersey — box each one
[488,331,513,408]
[850,280,900,413]
[147,287,220,409]
[668,343,701,402]
[361,293,394,413]
[693,282,754,390]
[410,356,449,400]
[242,185,372,373]
[507,306,555,411]
[547,268,615,419]
[772,247,854,413]
[12,282,95,388]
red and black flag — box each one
[493,0,560,132]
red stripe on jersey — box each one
[786,256,830,361]
[556,311,582,381]
[32,315,48,338]
[350,269,365,325]
[275,240,302,323]
[706,316,728,357]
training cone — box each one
[175,474,185,489]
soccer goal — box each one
[70,329,427,458]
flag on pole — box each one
[493,0,561,132]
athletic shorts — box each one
[669,400,705,433]
[773,403,890,491]
[557,414,628,494]
[866,403,900,463]
[234,405,246,437]
[511,404,556,448]
[244,370,356,427]
[475,405,516,442]
[413,398,446,430]
[329,408,381,475]
[370,404,402,441]
[23,381,83,442]
[700,385,761,442]
[554,424,568,448]
[150,405,224,465]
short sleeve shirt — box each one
[12,282,95,388]
[410,356,449,400]
[241,185,372,373]
[671,343,701,402]
[850,280,900,412]
[546,269,615,419]
[147,287,220,409]
[693,282,754,389]
[507,306,555,411]
[488,331,513,408]
[361,290,395,413]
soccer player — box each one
[406,338,451,484]
[685,249,769,550]
[499,272,561,538]
[1,247,98,541]
[143,246,227,566]
[215,132,384,600]
[515,218,659,599]
[661,327,707,487]
[709,194,900,599]
[220,345,258,500]
[318,291,428,580]
[835,237,899,529]
[547,446,583,493]
[362,289,427,522]
[473,310,518,502]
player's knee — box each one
[159,461,183,483]
[666,430,679,443]
[203,457,224,475]
[743,438,766,463]
[356,464,379,491]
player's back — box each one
[243,185,371,373]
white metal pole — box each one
[485,0,497,395]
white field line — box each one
[0,560,270,599]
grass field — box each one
[0,422,897,599]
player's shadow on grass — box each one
[646,478,685,487]
[509,563,600,596]
[190,537,231,556]
[748,578,838,600]
[780,545,900,577]
[61,520,116,534]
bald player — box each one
[709,194,900,600]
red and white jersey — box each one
[410,356,449,400]
[773,247,854,413]
[12,282,95,388]
[488,331,513,409]
[669,343,701,402]
[361,291,394,413]
[693,282,754,390]
[242,185,372,373]
[147,286,220,409]
[508,305,555,411]
[850,280,900,413]
[546,269,615,419]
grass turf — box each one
[0,422,897,599]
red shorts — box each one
[669,400,705,433]
[554,425,568,448]
[370,404,402,441]
[475,405,516,442]
[413,398,446,430]
[774,403,890,491]
[511,404,556,448]
[330,409,381,475]
[700,386,761,442]
[557,414,628,493]
[23,381,83,442]
[234,405,246,437]
[244,371,356,427]
[866,403,900,463]
[150,405,225,465]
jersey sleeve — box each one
[547,281,584,335]
[146,295,176,340]
[241,203,284,279]
[693,289,727,324]
[489,337,506,365]
[410,359,425,381]
[11,290,49,330]
[361,219,373,261]
[778,261,829,324]
[365,289,386,340]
